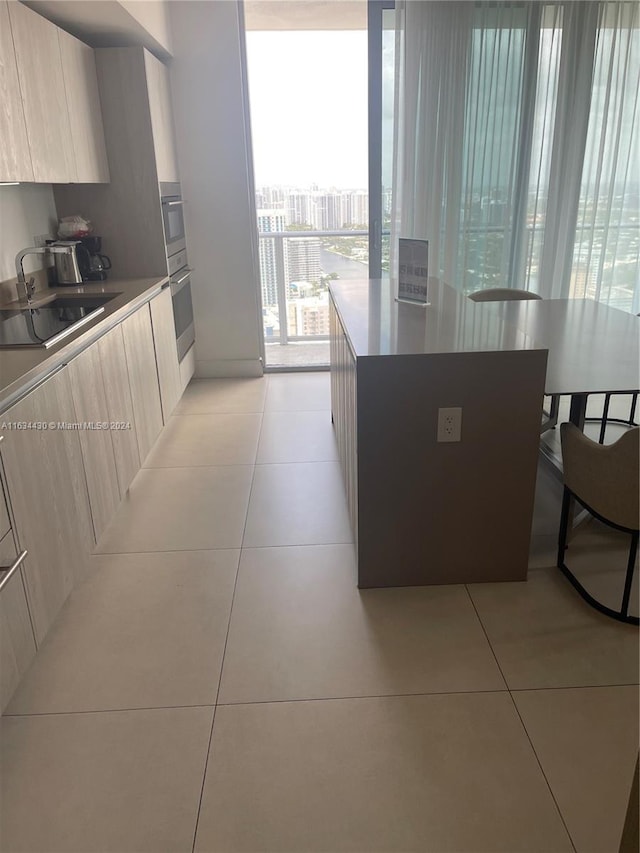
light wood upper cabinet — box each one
[1,367,94,643]
[144,50,179,183]
[58,29,110,183]
[0,2,34,182]
[121,303,164,463]
[7,1,76,183]
[150,287,181,421]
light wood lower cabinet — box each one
[179,344,196,394]
[150,287,181,422]
[1,367,94,643]
[67,344,121,543]
[121,303,164,463]
[0,553,36,712]
[0,437,36,712]
[98,323,141,495]
[0,291,186,708]
[0,544,36,712]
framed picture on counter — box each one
[397,238,429,306]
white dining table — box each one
[485,297,639,428]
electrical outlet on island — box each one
[437,407,462,442]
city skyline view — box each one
[255,187,371,345]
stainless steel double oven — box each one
[161,182,194,363]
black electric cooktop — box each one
[0,299,107,349]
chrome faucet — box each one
[15,245,75,304]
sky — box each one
[245,30,369,189]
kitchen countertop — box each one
[0,276,168,414]
[329,278,544,358]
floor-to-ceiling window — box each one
[244,3,369,369]
[392,1,639,312]
[368,1,395,279]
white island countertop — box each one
[329,278,545,358]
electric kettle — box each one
[48,240,90,285]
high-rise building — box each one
[351,190,368,226]
[260,186,286,209]
[314,193,342,230]
[286,191,313,226]
[287,237,321,287]
[257,209,288,307]
[287,297,330,336]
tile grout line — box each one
[2,703,217,718]
[506,695,579,853]
[189,401,265,853]
[6,681,638,720]
[215,688,513,707]
[464,584,579,853]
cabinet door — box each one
[58,30,110,183]
[67,344,121,544]
[98,324,141,494]
[144,50,179,183]
[0,558,36,712]
[150,287,181,421]
[2,367,94,643]
[0,438,37,712]
[0,1,33,182]
[8,1,76,182]
[122,304,163,463]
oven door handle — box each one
[170,270,193,296]
[163,199,186,207]
[171,268,193,288]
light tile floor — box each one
[1,373,638,853]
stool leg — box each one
[621,531,639,619]
[599,393,611,444]
[558,488,572,566]
[628,392,638,426]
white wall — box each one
[0,185,57,283]
[168,0,263,377]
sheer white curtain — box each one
[391,1,640,313]
[570,2,640,310]
[390,1,473,284]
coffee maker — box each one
[78,236,112,282]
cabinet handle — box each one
[0,549,28,592]
[1,363,67,412]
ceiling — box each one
[21,0,368,58]
[244,1,366,31]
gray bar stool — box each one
[558,422,639,625]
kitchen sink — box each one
[0,293,121,349]
[46,294,119,310]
